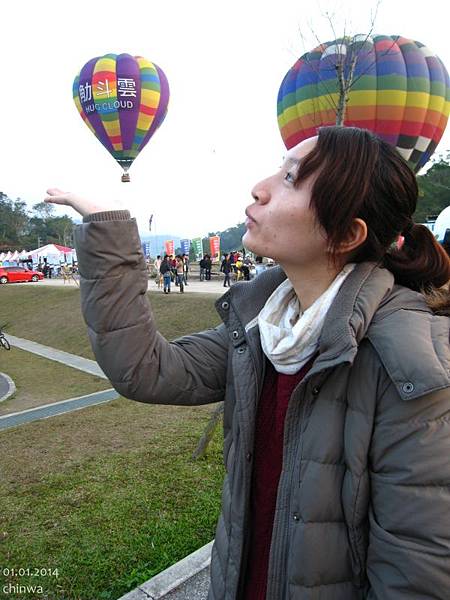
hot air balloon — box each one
[277,35,450,172]
[73,53,169,182]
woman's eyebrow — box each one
[284,157,301,168]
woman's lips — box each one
[245,210,256,227]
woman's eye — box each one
[284,171,295,183]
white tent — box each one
[29,243,77,264]
[434,206,450,242]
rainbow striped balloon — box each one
[73,53,169,180]
[277,35,450,172]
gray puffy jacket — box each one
[74,213,450,600]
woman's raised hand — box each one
[44,188,119,218]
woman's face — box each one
[243,136,329,268]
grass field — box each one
[0,286,221,358]
[0,286,224,600]
[0,347,111,415]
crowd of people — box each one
[33,258,79,282]
[145,251,272,292]
[147,253,190,293]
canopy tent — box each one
[434,206,450,242]
[0,249,33,266]
[29,243,77,264]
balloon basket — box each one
[121,173,131,183]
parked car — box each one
[0,266,44,284]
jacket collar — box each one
[215,262,450,399]
[216,261,393,363]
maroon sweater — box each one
[242,358,314,600]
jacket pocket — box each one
[347,471,369,588]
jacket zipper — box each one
[266,378,308,600]
[236,347,266,599]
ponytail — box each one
[383,223,450,292]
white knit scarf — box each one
[258,264,356,374]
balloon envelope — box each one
[277,35,450,172]
[73,53,169,175]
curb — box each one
[0,372,16,403]
[118,541,213,600]
[0,388,119,431]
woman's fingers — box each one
[44,188,120,217]
[44,188,73,206]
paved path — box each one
[13,277,227,295]
[0,388,119,431]
[6,334,108,378]
[0,335,116,431]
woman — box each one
[45,127,450,599]
[175,255,185,293]
[221,253,233,287]
[153,255,162,288]
[159,255,171,293]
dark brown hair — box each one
[295,126,450,292]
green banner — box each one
[192,237,203,261]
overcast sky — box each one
[2,0,450,239]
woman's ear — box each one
[335,218,368,255]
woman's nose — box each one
[251,182,270,204]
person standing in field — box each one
[175,255,185,293]
[221,253,233,287]
[182,253,189,285]
[204,254,212,281]
[159,255,171,294]
[154,255,162,288]
[45,126,450,600]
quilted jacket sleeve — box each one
[73,212,228,406]
[367,380,450,598]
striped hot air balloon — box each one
[277,35,450,172]
[73,53,169,181]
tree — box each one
[32,201,55,221]
[46,216,75,247]
[0,193,29,250]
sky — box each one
[2,0,450,240]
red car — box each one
[0,266,44,284]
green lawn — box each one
[0,347,111,415]
[0,286,225,600]
[0,286,221,359]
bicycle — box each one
[0,324,11,350]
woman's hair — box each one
[425,284,450,315]
[295,126,450,292]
